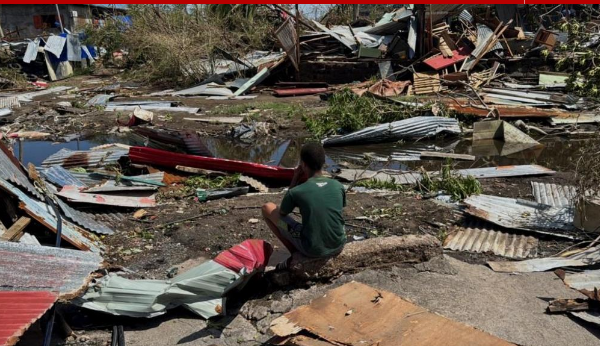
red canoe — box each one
[128,147,295,181]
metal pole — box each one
[55,4,64,32]
[295,4,301,79]
[18,139,22,163]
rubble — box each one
[1,4,600,345]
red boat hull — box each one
[128,147,295,181]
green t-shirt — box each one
[280,176,346,257]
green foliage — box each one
[86,4,278,86]
[304,89,427,138]
[185,174,240,189]
[554,20,600,97]
[355,178,404,191]
[418,160,482,201]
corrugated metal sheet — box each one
[0,291,57,346]
[41,148,128,168]
[531,182,576,208]
[77,240,272,319]
[475,24,503,54]
[464,194,576,239]
[0,142,43,199]
[454,165,555,179]
[69,172,164,189]
[459,9,474,23]
[562,269,600,291]
[275,18,299,71]
[322,116,461,147]
[488,245,600,273]
[429,4,470,23]
[423,46,472,70]
[0,241,102,297]
[311,20,356,50]
[55,198,114,235]
[0,178,102,252]
[57,185,156,208]
[15,86,73,102]
[172,83,233,97]
[39,165,87,188]
[0,108,11,117]
[129,146,295,181]
[85,94,114,107]
[444,220,538,259]
[336,165,555,183]
[0,96,20,109]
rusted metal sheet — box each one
[531,182,576,208]
[55,198,114,235]
[0,141,42,199]
[488,245,600,273]
[57,185,156,208]
[0,178,102,252]
[0,291,57,346]
[0,241,102,297]
[454,165,554,179]
[464,195,576,239]
[270,281,515,346]
[445,103,574,118]
[275,18,299,71]
[41,148,128,168]
[133,126,213,157]
[445,220,538,259]
[274,88,328,97]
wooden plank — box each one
[270,282,516,346]
[419,152,476,161]
[1,217,31,241]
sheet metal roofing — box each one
[0,241,102,298]
[445,219,538,259]
[531,181,576,208]
[464,194,576,239]
[0,291,57,346]
[41,148,128,168]
[0,178,103,252]
[0,142,43,199]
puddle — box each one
[13,133,597,173]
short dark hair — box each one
[300,142,326,171]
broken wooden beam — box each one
[419,152,475,161]
[548,298,591,313]
[270,235,441,285]
[1,216,31,242]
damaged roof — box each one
[0,241,102,298]
[0,141,43,199]
[0,178,103,252]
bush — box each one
[418,160,482,201]
[85,5,279,86]
[304,89,428,138]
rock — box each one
[413,255,457,275]
[221,315,260,346]
[286,234,441,282]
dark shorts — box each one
[276,215,310,256]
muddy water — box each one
[13,133,597,173]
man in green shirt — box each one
[262,142,346,267]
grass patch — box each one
[304,89,431,138]
[354,178,404,191]
[185,174,240,190]
[418,160,482,201]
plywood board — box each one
[271,281,515,346]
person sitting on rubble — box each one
[262,142,346,269]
